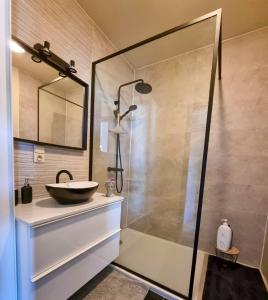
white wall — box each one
[0,0,17,299]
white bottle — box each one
[217,219,232,251]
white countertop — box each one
[15,192,124,227]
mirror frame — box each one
[12,36,89,150]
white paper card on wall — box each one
[100,122,109,152]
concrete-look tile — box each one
[206,152,268,187]
[146,194,185,211]
[199,208,266,267]
[204,183,268,214]
[129,207,194,246]
[120,199,128,229]
[129,214,153,233]
[209,127,268,158]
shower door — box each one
[90,10,222,300]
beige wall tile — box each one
[126,28,268,268]
[202,27,268,267]
[127,46,213,245]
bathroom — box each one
[0,0,268,299]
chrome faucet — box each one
[56,170,73,183]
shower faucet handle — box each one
[107,167,124,172]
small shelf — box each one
[215,247,240,262]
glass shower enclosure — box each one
[89,9,222,300]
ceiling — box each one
[114,18,216,68]
[77,0,268,67]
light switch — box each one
[34,145,45,163]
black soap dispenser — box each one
[21,178,32,204]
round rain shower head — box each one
[135,82,152,94]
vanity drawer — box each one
[34,232,120,300]
[31,202,121,279]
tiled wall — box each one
[12,0,133,199]
[126,46,213,248]
[120,27,268,267]
[201,27,268,267]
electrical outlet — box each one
[34,145,45,163]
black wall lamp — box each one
[31,41,50,62]
[31,55,42,63]
[59,60,77,77]
[40,41,51,56]
[31,40,77,76]
[68,60,77,73]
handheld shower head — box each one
[129,104,137,111]
[120,105,138,120]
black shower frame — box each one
[89,9,222,300]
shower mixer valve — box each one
[107,167,124,172]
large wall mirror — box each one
[11,37,89,150]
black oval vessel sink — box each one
[45,181,99,205]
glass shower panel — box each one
[93,55,134,198]
[93,15,217,298]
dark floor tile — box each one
[203,256,268,300]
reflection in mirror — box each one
[12,47,59,141]
[39,78,84,147]
[11,39,88,149]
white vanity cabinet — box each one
[15,193,123,300]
